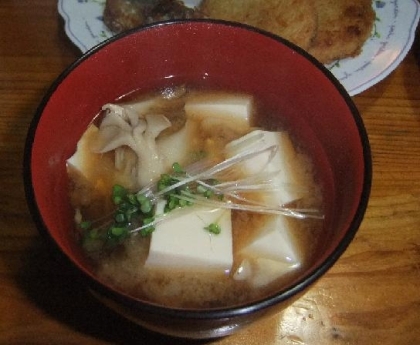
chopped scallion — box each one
[204,223,221,235]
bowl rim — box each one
[23,19,372,320]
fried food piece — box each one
[199,0,318,50]
[146,0,199,22]
[308,0,375,64]
[103,0,199,34]
[103,0,375,64]
[103,0,151,33]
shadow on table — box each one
[16,238,212,345]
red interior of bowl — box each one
[26,21,369,306]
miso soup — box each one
[67,85,324,309]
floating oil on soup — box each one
[67,85,324,309]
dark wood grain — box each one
[1,1,419,344]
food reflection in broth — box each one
[67,85,324,309]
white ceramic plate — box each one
[58,0,419,96]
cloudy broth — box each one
[67,86,324,309]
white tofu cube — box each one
[66,124,99,178]
[145,206,233,272]
[184,93,253,130]
[233,214,301,287]
[234,257,299,288]
[157,120,196,172]
[241,215,300,265]
[225,130,308,205]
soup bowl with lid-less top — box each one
[24,20,371,339]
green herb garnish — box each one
[80,184,155,252]
[79,162,225,253]
[204,223,221,235]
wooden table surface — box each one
[1,1,420,344]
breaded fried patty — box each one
[199,0,318,50]
[103,0,375,64]
[308,0,375,64]
[103,0,150,33]
[103,0,199,33]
